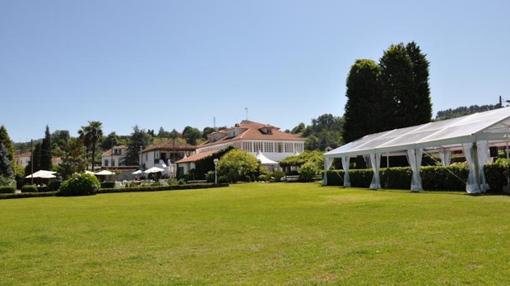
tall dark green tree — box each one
[125,126,152,166]
[379,42,432,129]
[0,126,14,164]
[406,41,432,124]
[40,126,52,170]
[57,138,88,179]
[78,121,103,170]
[0,143,14,179]
[25,142,42,174]
[343,59,382,142]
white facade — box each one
[140,149,194,177]
[197,140,304,162]
[102,146,128,168]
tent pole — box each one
[506,141,509,159]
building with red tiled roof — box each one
[176,120,305,175]
[101,145,129,168]
[140,140,196,176]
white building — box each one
[140,140,196,177]
[101,145,128,168]
[176,120,305,175]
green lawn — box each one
[1,183,510,285]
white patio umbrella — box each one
[144,167,165,174]
[84,170,95,175]
[132,170,143,175]
[25,170,57,179]
[95,170,115,176]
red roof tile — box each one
[199,120,304,148]
[176,150,219,163]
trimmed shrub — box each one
[58,173,100,196]
[37,185,50,193]
[0,186,15,194]
[299,162,319,182]
[48,180,61,191]
[272,170,285,182]
[258,174,270,182]
[217,149,260,183]
[21,184,38,193]
[101,181,116,189]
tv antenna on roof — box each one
[244,107,249,121]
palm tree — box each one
[78,121,103,171]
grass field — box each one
[2,183,510,285]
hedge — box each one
[0,191,58,200]
[101,181,116,189]
[0,186,16,194]
[99,183,229,194]
[21,185,38,193]
[326,162,506,192]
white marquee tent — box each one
[256,151,279,165]
[324,107,510,193]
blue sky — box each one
[1,0,509,142]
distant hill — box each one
[435,104,502,120]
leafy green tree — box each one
[406,42,432,125]
[57,138,88,179]
[40,126,52,170]
[51,130,70,157]
[217,149,260,183]
[299,161,319,182]
[25,142,42,174]
[78,121,103,170]
[125,126,152,166]
[100,132,119,151]
[0,142,14,179]
[379,42,432,129]
[343,59,382,142]
[303,114,344,150]
[202,127,216,140]
[0,126,14,165]
[291,123,306,134]
[279,150,324,171]
[182,126,202,145]
[157,127,171,138]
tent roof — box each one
[144,167,165,174]
[326,107,510,158]
[25,170,57,179]
[256,151,278,165]
[95,170,115,176]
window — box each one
[294,143,304,153]
[242,142,253,152]
[264,142,273,153]
[104,159,109,167]
[254,142,263,152]
[276,142,283,153]
[285,143,294,153]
